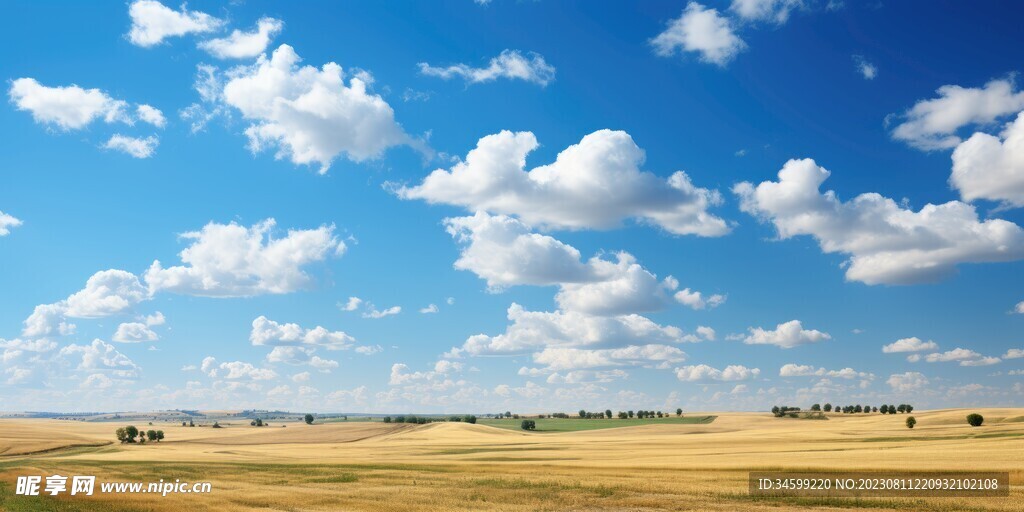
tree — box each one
[823,403,832,412]
[676,408,683,416]
[872,407,878,413]
[771,406,780,416]
[897,404,906,413]
[182,421,187,427]
[579,409,587,418]
[304,414,314,425]
[115,427,129,443]
[811,404,821,411]
[967,413,984,427]
[905,405,914,413]
[125,425,139,443]
[212,421,222,428]
[605,409,612,419]
[906,417,916,429]
[618,411,628,419]
[156,430,164,442]
[464,415,477,424]
[520,419,536,431]
[854,405,862,413]
[383,416,392,423]
[147,430,157,442]
[628,410,634,418]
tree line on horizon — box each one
[772,403,915,417]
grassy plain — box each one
[0,408,1022,511]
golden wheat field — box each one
[0,408,1022,511]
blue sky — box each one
[1,0,1022,413]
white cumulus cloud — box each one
[887,371,928,392]
[951,112,1024,208]
[735,158,1024,284]
[127,0,223,47]
[144,219,345,297]
[675,364,760,381]
[104,134,159,158]
[401,130,728,236]
[651,2,746,67]
[882,337,938,353]
[220,44,411,172]
[199,17,283,59]
[740,319,830,349]
[419,49,555,86]
[0,211,22,236]
[890,76,1024,150]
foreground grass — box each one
[477,415,716,432]
[1,459,1019,512]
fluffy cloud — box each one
[534,345,686,371]
[673,288,726,310]
[1016,302,1024,314]
[852,55,877,80]
[917,348,1000,366]
[546,369,628,385]
[362,305,401,319]
[418,49,555,86]
[890,77,1024,150]
[104,134,159,158]
[419,304,439,314]
[0,211,22,236]
[216,361,277,380]
[444,212,709,316]
[1003,349,1024,359]
[730,0,803,23]
[200,357,276,380]
[555,253,674,316]
[389,361,464,386]
[112,322,157,343]
[250,316,355,350]
[444,213,591,289]
[136,104,166,127]
[355,345,382,355]
[8,78,130,130]
[220,44,411,172]
[63,270,147,318]
[779,363,873,379]
[735,158,1024,284]
[127,0,223,47]
[887,371,928,392]
[651,3,746,66]
[448,303,690,356]
[399,130,729,236]
[882,337,938,353]
[59,339,139,378]
[739,320,830,349]
[145,219,345,297]
[675,364,760,381]
[951,112,1024,207]
[22,270,147,339]
[199,17,283,59]
[339,297,363,311]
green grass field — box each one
[477,416,716,432]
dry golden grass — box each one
[1,408,1022,511]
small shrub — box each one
[906,416,916,429]
[520,419,536,431]
[966,413,984,427]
